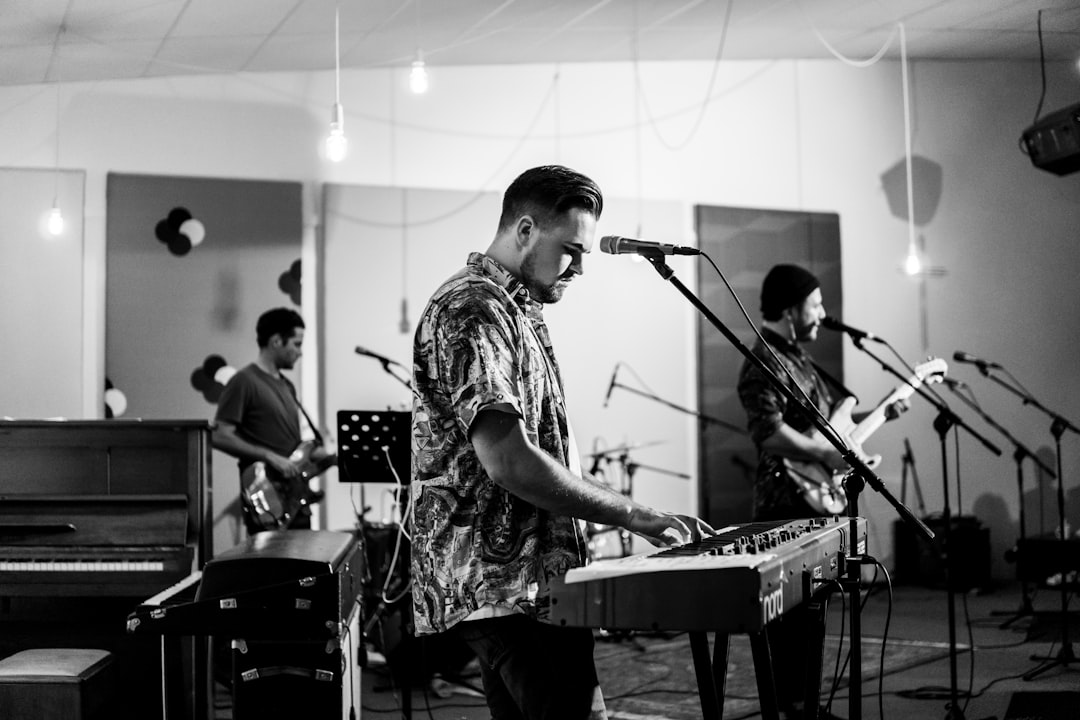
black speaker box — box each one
[893,515,991,590]
[1022,101,1080,177]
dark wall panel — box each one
[695,205,842,527]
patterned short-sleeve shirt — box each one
[409,252,587,635]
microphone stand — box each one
[850,339,1001,720]
[358,351,413,391]
[977,368,1080,679]
[609,379,746,434]
[638,251,933,720]
[943,382,1055,629]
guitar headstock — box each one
[914,357,948,385]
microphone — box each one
[952,351,1001,370]
[603,365,619,408]
[355,345,398,366]
[600,235,700,256]
[821,316,882,343]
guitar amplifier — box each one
[893,516,990,590]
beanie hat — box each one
[760,264,820,319]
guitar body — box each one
[781,397,863,515]
[240,440,336,531]
[778,358,947,515]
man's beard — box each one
[521,250,570,304]
[794,321,818,342]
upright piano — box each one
[0,419,213,719]
[0,419,212,596]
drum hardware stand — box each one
[943,382,1056,628]
[637,250,935,720]
[898,437,928,516]
[967,363,1079,679]
[850,340,1001,720]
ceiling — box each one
[3,0,1079,87]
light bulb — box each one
[47,205,64,236]
[325,102,348,162]
[903,243,922,276]
[410,58,429,94]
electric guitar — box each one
[781,357,947,514]
[241,440,337,530]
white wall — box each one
[1,57,1078,576]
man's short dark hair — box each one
[497,165,603,233]
[256,307,305,347]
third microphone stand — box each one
[975,365,1080,680]
[942,379,1056,629]
[638,250,933,720]
[849,339,1001,720]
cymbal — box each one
[586,441,665,459]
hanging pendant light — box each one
[324,6,348,162]
[409,50,428,94]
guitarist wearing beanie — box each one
[736,264,912,522]
[735,264,912,720]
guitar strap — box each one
[281,375,324,446]
[809,360,859,407]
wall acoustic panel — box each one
[106,172,303,550]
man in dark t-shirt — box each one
[213,307,331,534]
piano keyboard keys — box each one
[0,559,167,572]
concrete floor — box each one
[352,581,1080,720]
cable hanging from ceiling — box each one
[47,24,66,237]
[632,0,733,152]
[799,5,928,278]
[336,68,562,231]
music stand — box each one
[337,409,415,718]
[337,410,411,485]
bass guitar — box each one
[241,440,337,530]
[781,357,947,514]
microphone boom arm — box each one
[611,380,746,435]
[944,381,1055,477]
[979,366,1080,437]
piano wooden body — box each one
[0,420,212,597]
[0,419,213,719]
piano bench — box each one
[0,648,117,720]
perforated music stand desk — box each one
[337,410,410,484]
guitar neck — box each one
[848,384,916,446]
[849,401,892,446]
[837,358,943,449]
